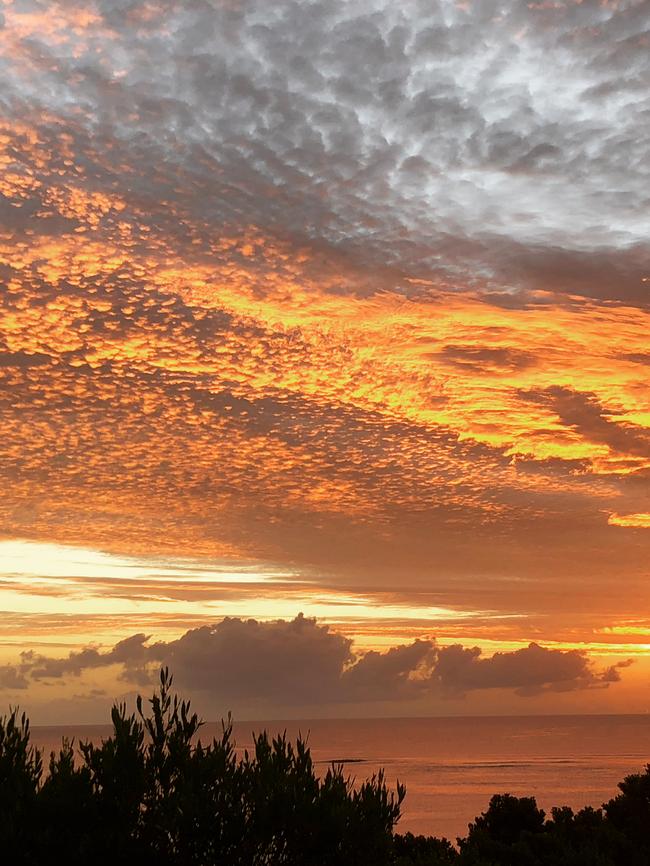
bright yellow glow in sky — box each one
[0,540,488,625]
[0,539,290,583]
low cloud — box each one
[2,616,631,706]
[12,634,153,691]
[148,616,353,703]
[433,642,631,698]
[0,664,29,690]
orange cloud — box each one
[1,0,650,720]
[608,513,650,529]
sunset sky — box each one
[1,0,650,723]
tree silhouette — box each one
[457,793,546,865]
[602,764,650,866]
[0,668,404,866]
[393,831,458,864]
[3,674,650,865]
[0,708,42,863]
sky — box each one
[1,0,650,723]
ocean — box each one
[31,714,650,840]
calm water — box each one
[31,715,650,840]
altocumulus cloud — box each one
[4,616,631,704]
[3,0,649,300]
[2,0,650,600]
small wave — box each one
[362,758,596,771]
[454,760,578,770]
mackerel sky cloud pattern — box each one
[1,0,650,718]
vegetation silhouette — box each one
[2,669,650,865]
[1,668,404,865]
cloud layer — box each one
[1,0,649,703]
[5,616,631,708]
[3,0,649,285]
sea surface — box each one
[31,715,650,840]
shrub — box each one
[0,668,404,866]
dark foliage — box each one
[2,672,650,866]
[393,831,458,865]
[0,669,404,866]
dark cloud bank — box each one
[5,615,631,707]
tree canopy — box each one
[2,669,650,866]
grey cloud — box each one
[341,640,435,702]
[490,241,650,305]
[0,664,28,690]
[0,351,52,369]
[620,353,650,366]
[3,616,630,705]
[148,615,353,702]
[23,633,150,680]
[436,345,537,373]
[4,0,649,301]
[524,386,650,459]
[433,642,628,698]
